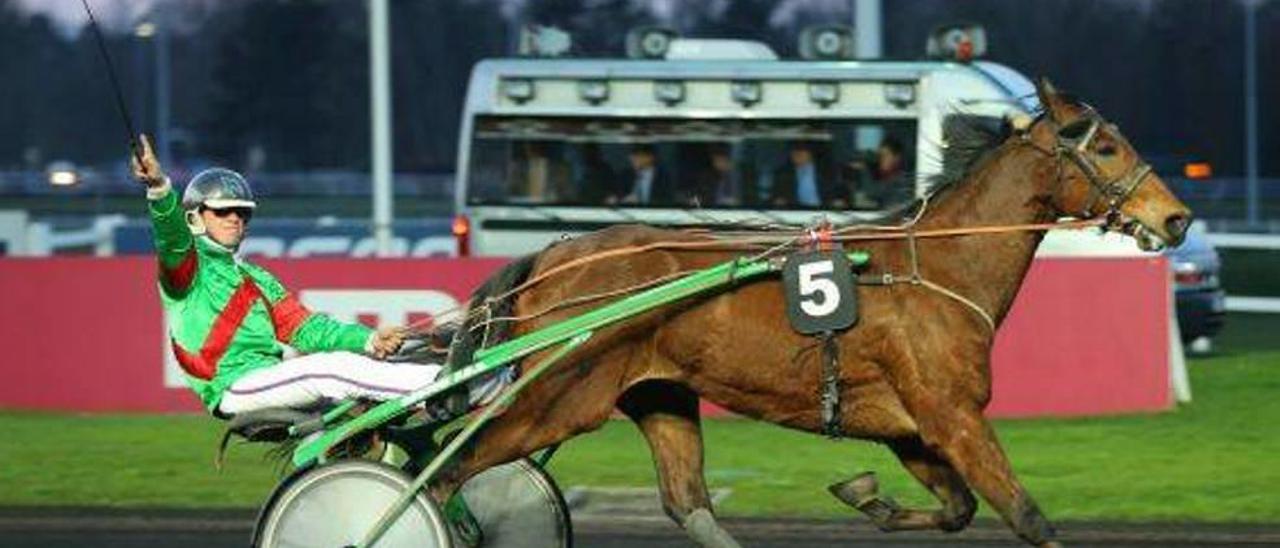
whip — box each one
[79,0,143,164]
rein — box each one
[434,216,1106,338]
[489,217,1105,307]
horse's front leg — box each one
[922,402,1058,547]
[617,379,742,548]
[884,331,1061,547]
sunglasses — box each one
[204,207,253,221]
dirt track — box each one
[2,508,1279,547]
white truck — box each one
[449,25,1071,257]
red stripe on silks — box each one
[159,248,198,295]
[170,277,264,381]
[171,339,215,381]
[200,278,264,368]
[269,293,312,342]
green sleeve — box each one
[291,314,375,355]
[148,187,193,267]
[244,263,373,354]
[148,186,198,297]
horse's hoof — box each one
[829,472,902,530]
[827,471,879,508]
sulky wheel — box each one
[451,458,572,548]
[255,460,453,548]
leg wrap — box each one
[682,508,743,548]
[1011,491,1056,546]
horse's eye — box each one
[1058,121,1090,139]
[1096,142,1117,156]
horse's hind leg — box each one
[617,380,742,548]
[828,436,977,532]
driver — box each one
[130,135,442,417]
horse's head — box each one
[1031,79,1192,250]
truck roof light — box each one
[799,25,856,60]
[654,80,685,106]
[808,81,840,108]
[927,24,988,62]
[730,81,762,107]
[501,78,535,104]
[518,25,571,58]
[578,80,610,105]
[884,83,915,108]
[626,26,678,59]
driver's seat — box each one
[224,407,325,443]
[215,407,330,469]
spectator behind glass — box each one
[575,142,618,205]
[692,143,757,207]
[770,140,847,208]
[612,144,674,205]
[847,136,909,209]
[508,141,573,203]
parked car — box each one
[1166,221,1226,350]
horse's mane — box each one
[444,253,540,371]
[844,115,1016,226]
[923,114,1016,199]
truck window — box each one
[465,116,918,211]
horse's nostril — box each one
[1165,214,1191,245]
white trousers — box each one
[216,351,511,417]
[217,352,441,416]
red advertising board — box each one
[0,256,1170,417]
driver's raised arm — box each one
[130,134,197,298]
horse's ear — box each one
[1035,77,1072,123]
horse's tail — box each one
[444,253,540,372]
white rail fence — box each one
[1206,233,1280,314]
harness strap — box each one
[898,222,994,332]
[1111,163,1153,205]
[919,278,996,332]
[820,331,842,439]
[906,226,922,284]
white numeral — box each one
[798,260,839,317]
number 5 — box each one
[798,260,839,317]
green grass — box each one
[1213,312,1280,353]
[2,315,1278,522]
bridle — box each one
[1032,111,1154,232]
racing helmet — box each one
[182,168,257,236]
[182,168,257,211]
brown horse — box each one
[430,80,1191,547]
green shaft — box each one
[291,251,867,468]
[358,332,592,548]
[471,256,774,368]
[473,250,867,369]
